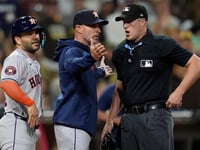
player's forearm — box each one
[107,80,122,122]
[0,80,34,106]
[98,110,108,122]
[113,116,121,126]
[107,91,120,124]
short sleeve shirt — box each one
[1,49,43,117]
[112,30,193,106]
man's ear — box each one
[15,36,21,45]
[74,25,83,34]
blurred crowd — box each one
[1,0,200,111]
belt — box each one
[4,112,40,129]
[5,112,27,121]
[124,101,167,114]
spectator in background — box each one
[0,0,21,38]
[149,0,181,35]
[190,22,200,55]
[178,31,194,51]
[98,0,115,44]
[0,0,21,65]
[185,0,200,24]
[57,0,86,28]
[104,0,126,48]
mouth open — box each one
[125,30,130,36]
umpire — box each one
[102,3,200,150]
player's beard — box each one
[22,42,40,54]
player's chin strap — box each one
[40,31,46,48]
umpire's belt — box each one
[124,101,166,114]
[5,112,27,121]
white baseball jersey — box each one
[1,49,43,118]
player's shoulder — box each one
[4,49,27,63]
[8,49,25,57]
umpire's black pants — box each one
[120,108,174,150]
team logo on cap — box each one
[29,18,37,25]
[123,7,130,12]
[5,66,17,75]
[93,11,99,18]
[140,13,144,17]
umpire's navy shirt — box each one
[112,30,193,106]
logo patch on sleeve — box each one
[5,66,17,75]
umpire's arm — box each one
[166,54,200,108]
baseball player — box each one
[0,16,45,150]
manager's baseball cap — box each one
[73,9,108,28]
[115,3,148,21]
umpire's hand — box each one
[27,104,39,129]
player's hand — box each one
[27,103,39,129]
[166,91,183,109]
[99,56,114,77]
[90,39,107,61]
[101,120,113,141]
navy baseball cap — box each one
[12,16,44,36]
[115,3,148,21]
[73,9,108,28]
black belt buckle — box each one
[125,101,166,114]
[133,105,145,114]
[125,105,145,114]
[146,102,166,111]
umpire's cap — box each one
[115,3,148,21]
[73,9,108,28]
[12,16,44,36]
